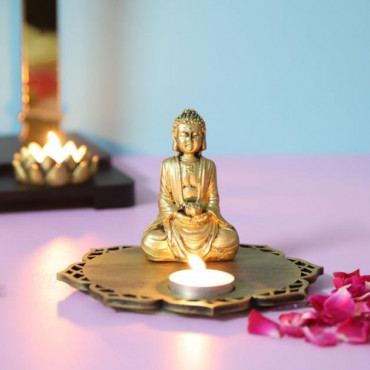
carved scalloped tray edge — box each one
[57,244,323,316]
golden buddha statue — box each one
[141,109,239,262]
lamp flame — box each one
[188,255,206,271]
[28,131,87,164]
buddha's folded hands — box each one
[174,211,192,222]
[185,202,203,217]
[191,211,210,224]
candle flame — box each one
[28,142,44,163]
[28,131,87,164]
[188,255,206,271]
[44,132,63,163]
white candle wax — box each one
[169,269,235,299]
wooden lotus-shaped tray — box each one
[57,244,323,316]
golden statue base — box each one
[57,245,323,316]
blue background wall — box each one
[1,0,370,155]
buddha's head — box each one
[172,109,207,155]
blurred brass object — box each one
[142,109,239,262]
[19,0,62,144]
[57,244,324,316]
[12,138,99,187]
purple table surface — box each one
[1,155,370,370]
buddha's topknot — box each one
[173,109,206,134]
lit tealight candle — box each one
[169,255,235,299]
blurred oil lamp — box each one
[12,131,99,186]
[169,255,235,299]
[0,0,134,211]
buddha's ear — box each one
[172,135,178,152]
[202,136,207,151]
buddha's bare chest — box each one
[180,162,199,188]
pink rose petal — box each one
[349,286,368,299]
[347,280,370,299]
[247,309,282,339]
[333,276,345,290]
[336,316,370,344]
[322,286,355,324]
[309,287,355,325]
[333,269,360,279]
[356,291,370,302]
[245,269,369,346]
[355,301,370,317]
[302,325,337,346]
[279,311,318,337]
[333,270,370,299]
[332,270,360,289]
[300,310,319,322]
[280,313,305,337]
[352,275,370,285]
[307,294,329,315]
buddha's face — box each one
[176,123,203,155]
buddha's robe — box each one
[141,156,239,261]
